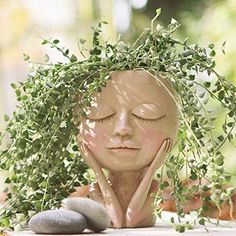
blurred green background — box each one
[0,0,236,191]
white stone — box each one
[64,197,111,232]
[28,209,86,234]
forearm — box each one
[126,140,169,227]
[127,162,159,214]
[125,180,154,227]
[92,168,124,228]
[126,189,156,227]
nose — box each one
[112,111,134,139]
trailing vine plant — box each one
[0,9,236,232]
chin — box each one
[103,163,148,172]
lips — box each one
[106,145,141,150]
[106,145,141,157]
[108,147,140,150]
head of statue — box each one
[76,70,179,172]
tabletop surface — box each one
[5,211,236,236]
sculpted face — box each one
[77,70,179,172]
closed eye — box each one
[88,113,115,122]
[132,113,166,122]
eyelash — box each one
[88,114,115,123]
[88,114,165,123]
[132,114,165,122]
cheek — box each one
[141,128,166,151]
[81,127,108,152]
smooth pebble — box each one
[29,209,87,234]
[64,197,111,232]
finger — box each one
[80,142,88,156]
[164,139,170,153]
[79,144,87,159]
[79,143,95,166]
[150,140,168,169]
[167,139,173,153]
[80,142,93,160]
[159,139,168,154]
[165,138,172,153]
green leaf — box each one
[79,39,86,44]
[73,181,81,187]
[2,218,10,227]
[203,82,211,88]
[41,181,48,188]
[155,8,161,18]
[202,186,210,192]
[209,43,215,49]
[10,83,17,89]
[15,89,21,97]
[101,20,108,25]
[189,74,195,80]
[225,175,232,183]
[175,224,185,233]
[34,201,42,211]
[44,54,50,62]
[159,183,165,190]
[218,90,225,99]
[90,47,101,55]
[199,218,205,225]
[228,111,234,117]
[4,114,9,121]
[217,135,224,142]
[202,205,209,211]
[23,53,30,61]
[163,181,169,188]
[42,39,48,45]
[227,122,234,127]
[64,49,69,55]
[210,61,216,68]
[72,145,78,151]
[5,177,11,184]
[70,54,77,62]
[190,170,198,181]
[191,185,199,192]
[53,39,60,44]
[210,50,216,57]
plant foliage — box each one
[0,10,236,231]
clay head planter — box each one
[0,12,236,232]
[76,69,179,227]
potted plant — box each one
[0,9,235,232]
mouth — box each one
[106,146,141,151]
[110,147,139,149]
[106,145,141,157]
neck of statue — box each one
[107,169,146,211]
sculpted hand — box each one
[126,139,172,227]
[80,142,101,172]
[147,138,172,174]
[79,142,124,228]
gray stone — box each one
[64,197,111,232]
[28,209,86,234]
